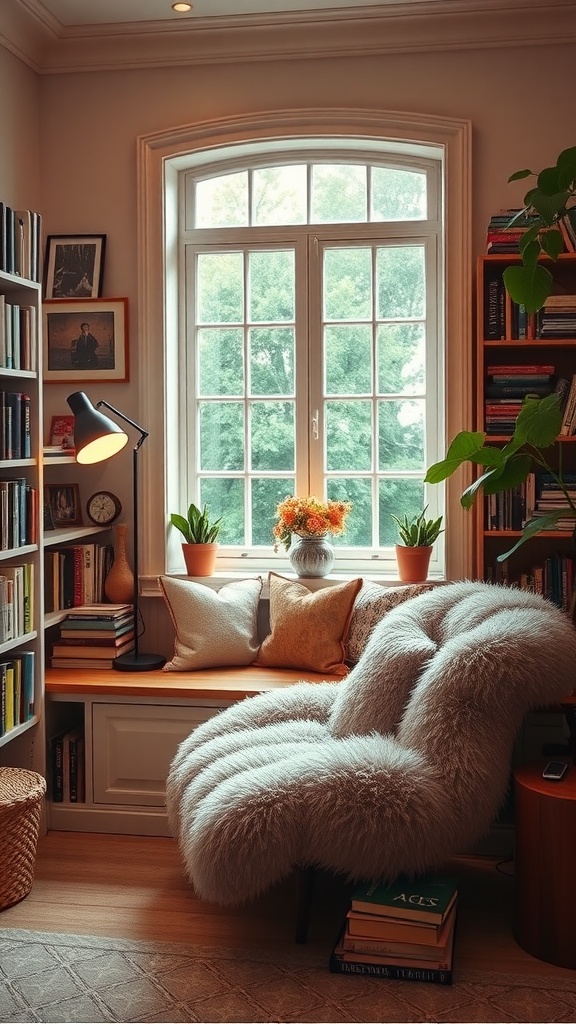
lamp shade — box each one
[67,391,128,465]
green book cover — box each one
[351,875,458,925]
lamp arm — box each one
[96,400,149,451]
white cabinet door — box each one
[92,703,220,806]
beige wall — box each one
[0,44,40,209]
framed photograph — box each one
[48,415,75,451]
[43,298,129,383]
[44,234,106,299]
[45,483,82,527]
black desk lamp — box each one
[67,391,165,671]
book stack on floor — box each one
[51,603,135,670]
[329,874,458,985]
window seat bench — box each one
[44,666,340,836]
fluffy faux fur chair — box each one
[166,580,576,909]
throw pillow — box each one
[159,576,263,671]
[346,580,433,663]
[253,572,362,676]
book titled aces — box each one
[350,875,458,925]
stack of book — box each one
[329,874,458,985]
[539,294,576,339]
[484,208,541,254]
[51,603,135,670]
[484,364,555,434]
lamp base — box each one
[113,651,166,672]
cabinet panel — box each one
[92,702,219,806]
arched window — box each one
[137,112,472,587]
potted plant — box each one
[502,146,576,314]
[390,506,444,582]
[425,393,572,563]
[170,502,222,576]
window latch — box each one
[312,409,319,440]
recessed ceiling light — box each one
[172,2,192,10]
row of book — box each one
[0,651,35,737]
[0,297,37,372]
[50,726,85,802]
[484,271,576,342]
[0,478,38,550]
[0,562,33,644]
[485,207,576,255]
[486,554,576,614]
[51,603,135,670]
[0,202,42,283]
[0,391,32,461]
[486,473,576,533]
[329,874,458,985]
[44,542,114,613]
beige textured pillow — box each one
[159,576,263,671]
[346,580,433,663]
[254,573,362,676]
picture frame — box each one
[43,298,129,383]
[45,483,82,528]
[44,234,106,299]
[48,414,76,451]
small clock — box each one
[87,491,122,526]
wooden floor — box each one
[1,831,575,982]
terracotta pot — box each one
[182,542,218,577]
[395,544,432,583]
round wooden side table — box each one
[514,760,576,969]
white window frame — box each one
[137,110,472,594]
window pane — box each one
[324,247,372,321]
[325,325,372,395]
[311,164,367,223]
[249,327,294,396]
[249,250,295,323]
[379,400,425,471]
[200,478,244,544]
[326,400,372,471]
[371,167,427,221]
[198,328,243,396]
[253,166,307,225]
[195,172,248,228]
[252,478,294,546]
[379,478,425,546]
[328,477,372,546]
[378,323,425,395]
[250,401,295,471]
[199,402,244,470]
[377,246,425,320]
[197,252,243,323]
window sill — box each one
[141,570,447,597]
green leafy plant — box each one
[391,506,444,547]
[170,502,222,544]
[425,393,575,562]
[503,146,576,314]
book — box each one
[344,904,456,958]
[350,875,458,926]
[48,414,75,452]
[51,656,134,670]
[58,622,134,640]
[64,603,133,620]
[346,900,457,945]
[52,637,136,659]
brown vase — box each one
[395,544,432,583]
[182,542,218,577]
[104,522,135,602]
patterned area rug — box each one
[1,928,576,1024]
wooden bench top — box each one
[45,666,343,700]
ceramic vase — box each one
[288,535,334,578]
[395,544,432,583]
[182,542,218,577]
[104,522,135,602]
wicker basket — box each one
[0,767,46,911]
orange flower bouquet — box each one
[273,495,352,552]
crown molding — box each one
[2,0,575,73]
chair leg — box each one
[295,865,315,943]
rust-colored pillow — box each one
[253,573,362,676]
